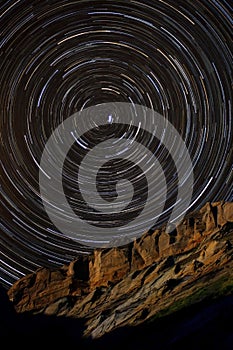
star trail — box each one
[0,0,232,289]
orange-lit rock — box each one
[7,201,233,339]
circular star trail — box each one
[0,0,232,289]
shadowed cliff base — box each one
[1,285,233,349]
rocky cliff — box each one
[5,201,233,346]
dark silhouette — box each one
[1,283,233,349]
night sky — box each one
[0,0,232,289]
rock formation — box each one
[4,201,233,347]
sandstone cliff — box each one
[6,201,233,343]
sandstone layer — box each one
[7,201,233,340]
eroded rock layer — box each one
[7,201,233,339]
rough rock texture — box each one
[7,201,233,341]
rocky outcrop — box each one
[7,201,233,340]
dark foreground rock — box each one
[1,283,233,349]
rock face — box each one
[7,201,233,341]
